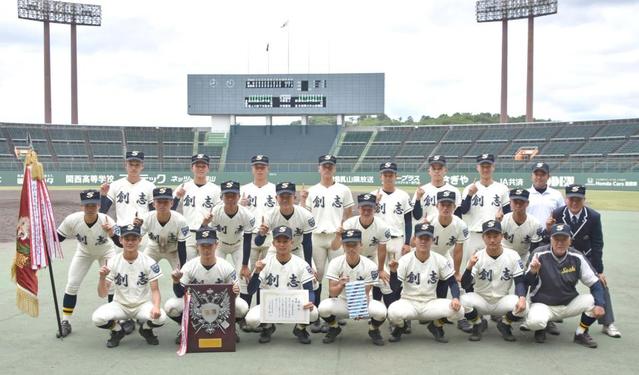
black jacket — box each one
[551,205,604,273]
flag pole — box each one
[46,241,63,339]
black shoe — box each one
[368,329,385,346]
[388,326,403,343]
[175,330,182,345]
[574,332,597,349]
[481,318,488,332]
[293,326,311,344]
[57,320,72,338]
[404,320,412,334]
[497,320,516,342]
[320,322,329,333]
[427,322,448,343]
[338,319,347,326]
[534,329,546,343]
[106,329,125,348]
[546,321,560,336]
[457,319,473,333]
[259,324,274,343]
[120,320,135,335]
[138,325,159,345]
[322,326,342,344]
[469,323,482,342]
[310,320,323,334]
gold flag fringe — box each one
[16,286,39,318]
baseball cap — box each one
[414,223,435,238]
[476,153,495,165]
[126,150,144,162]
[428,155,446,166]
[120,224,141,237]
[276,182,296,195]
[565,184,586,198]
[550,223,572,238]
[509,188,530,201]
[532,162,550,174]
[251,155,269,165]
[80,189,100,205]
[482,220,502,234]
[191,153,210,165]
[319,154,337,165]
[379,162,398,173]
[153,187,173,200]
[220,180,240,194]
[436,190,456,204]
[357,193,376,207]
[196,228,217,244]
[341,229,362,243]
[272,225,293,239]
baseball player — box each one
[413,155,461,221]
[240,155,277,293]
[56,190,118,337]
[301,155,354,319]
[100,150,155,227]
[202,181,255,304]
[333,194,391,305]
[429,190,468,283]
[319,229,387,346]
[387,224,464,343]
[526,162,563,226]
[91,224,166,348]
[172,154,221,260]
[457,154,510,264]
[500,188,543,262]
[524,223,606,348]
[245,226,317,344]
[164,228,249,344]
[460,220,527,342]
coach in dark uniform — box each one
[550,184,620,338]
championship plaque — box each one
[177,284,235,355]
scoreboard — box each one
[187,73,384,115]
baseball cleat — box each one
[546,321,560,336]
[121,319,135,335]
[322,326,342,344]
[138,325,159,345]
[259,324,274,344]
[56,320,72,338]
[404,320,412,334]
[106,329,125,348]
[574,332,597,348]
[427,322,448,343]
[388,326,403,343]
[469,323,482,342]
[496,320,516,342]
[368,329,385,346]
[534,329,546,343]
[293,326,311,344]
[457,318,473,333]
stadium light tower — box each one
[18,0,101,124]
[476,0,557,123]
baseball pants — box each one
[92,301,166,327]
[388,298,464,326]
[525,294,595,331]
[318,297,387,322]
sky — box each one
[0,0,638,126]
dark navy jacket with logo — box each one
[552,205,604,273]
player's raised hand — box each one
[450,298,461,312]
[546,216,556,232]
[254,259,266,273]
[133,211,143,227]
[100,182,110,196]
[467,251,479,269]
[101,222,115,237]
[171,268,183,283]
[415,186,425,200]
[175,183,186,199]
[468,179,478,196]
[202,211,213,226]
[529,254,541,274]
[99,264,110,279]
[495,207,504,222]
[376,188,382,204]
[339,275,350,287]
[401,244,411,255]
[389,258,399,273]
[300,184,308,202]
[240,192,249,207]
[258,216,269,236]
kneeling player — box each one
[387,224,463,343]
[319,229,387,345]
[245,226,317,344]
[92,224,166,348]
[164,228,249,343]
[460,220,527,342]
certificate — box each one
[260,289,310,324]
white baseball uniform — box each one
[264,205,315,260]
[58,212,117,295]
[305,182,355,278]
[341,216,390,261]
[164,256,248,319]
[140,210,191,269]
[500,213,543,261]
[106,177,156,226]
[429,214,469,260]
[245,254,318,328]
[92,252,166,327]
[318,255,387,322]
[373,188,413,259]
[241,182,277,266]
[414,182,461,220]
[526,185,564,225]
[174,180,221,259]
[460,248,526,317]
[388,252,464,325]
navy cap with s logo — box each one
[80,189,100,205]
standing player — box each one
[301,154,354,320]
[429,190,468,284]
[164,228,249,344]
[100,151,155,227]
[172,154,221,260]
[56,190,118,337]
[240,155,277,291]
[91,224,166,348]
[203,181,255,304]
[319,229,387,346]
[501,189,543,262]
[524,224,606,348]
[457,154,509,262]
[245,226,317,344]
[387,224,463,343]
[460,220,527,342]
[526,162,563,227]
[413,155,461,221]
[333,194,391,305]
